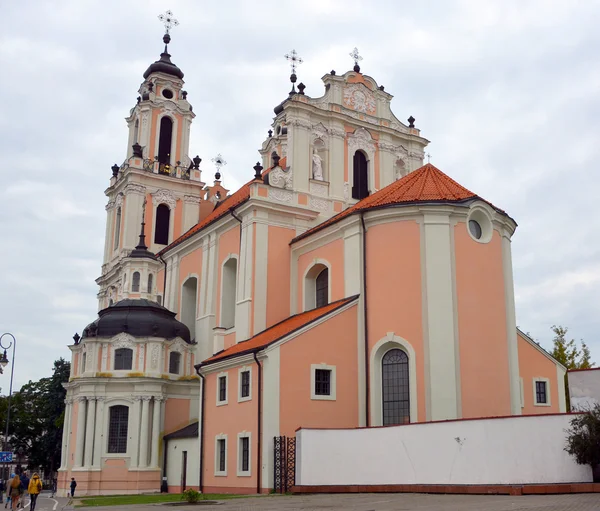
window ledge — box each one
[534,402,552,407]
[311,394,336,401]
[214,471,227,477]
[236,471,252,477]
[216,399,228,407]
[238,395,252,404]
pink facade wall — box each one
[216,226,240,327]
[279,305,359,436]
[202,366,258,492]
[296,238,344,313]
[164,398,192,435]
[366,221,426,422]
[179,249,203,318]
[454,225,511,418]
[266,226,295,327]
[517,331,561,414]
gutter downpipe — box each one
[194,363,206,493]
[360,212,370,427]
[159,254,168,303]
[253,352,263,494]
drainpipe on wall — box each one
[253,352,263,494]
[360,212,370,427]
[159,254,168,304]
[194,363,206,493]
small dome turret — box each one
[143,33,184,80]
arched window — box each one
[114,206,122,249]
[108,405,129,453]
[169,352,181,374]
[132,272,141,292]
[382,349,410,426]
[352,150,369,200]
[147,273,154,293]
[133,119,139,143]
[181,277,198,341]
[315,269,329,308]
[221,258,237,329]
[114,348,133,370]
[154,204,170,245]
[158,116,173,165]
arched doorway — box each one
[352,150,369,200]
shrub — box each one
[182,489,202,503]
[565,404,600,481]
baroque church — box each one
[58,15,567,496]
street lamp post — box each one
[0,333,16,483]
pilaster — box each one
[235,214,254,342]
[129,396,142,469]
[253,211,269,335]
[92,397,105,469]
[150,397,163,468]
[138,396,151,468]
[74,397,87,468]
[83,397,96,467]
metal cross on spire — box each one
[349,47,363,72]
[158,10,179,34]
[284,49,303,75]
[426,153,431,163]
[212,153,227,180]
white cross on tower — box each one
[158,10,179,34]
[284,49,303,75]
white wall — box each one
[296,414,591,486]
[166,437,200,489]
[569,370,600,411]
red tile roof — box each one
[158,158,286,256]
[202,295,358,365]
[293,163,495,243]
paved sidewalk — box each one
[61,492,600,510]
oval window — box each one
[469,219,482,240]
[162,89,174,99]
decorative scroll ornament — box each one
[268,188,293,203]
[343,84,376,115]
[105,200,115,211]
[310,181,328,197]
[348,128,376,154]
[312,123,329,142]
[343,182,350,202]
[329,127,346,139]
[152,189,177,209]
[139,344,145,371]
[112,332,136,350]
[268,166,293,190]
[168,337,192,354]
[150,344,160,369]
[309,197,329,212]
[124,183,146,195]
[115,193,125,207]
[184,195,201,204]
[288,118,312,129]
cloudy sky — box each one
[1,0,599,390]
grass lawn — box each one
[75,493,256,507]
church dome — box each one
[143,34,184,80]
[81,299,191,343]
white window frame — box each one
[310,363,336,401]
[168,351,182,375]
[237,431,252,477]
[216,372,228,406]
[214,434,227,476]
[238,366,252,403]
[302,260,331,312]
[533,377,551,407]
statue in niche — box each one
[312,151,324,181]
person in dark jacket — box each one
[69,478,77,498]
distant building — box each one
[58,20,566,496]
[568,368,600,410]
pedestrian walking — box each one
[6,474,22,510]
[50,479,56,499]
[27,474,42,511]
[18,473,28,509]
[69,477,77,498]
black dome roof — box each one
[81,299,191,343]
[143,51,184,80]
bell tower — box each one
[97,11,205,310]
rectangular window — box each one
[108,405,129,454]
[240,437,249,472]
[219,376,227,402]
[169,352,181,374]
[315,369,331,396]
[240,371,250,398]
[536,380,548,404]
[218,438,226,472]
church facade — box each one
[58,23,567,496]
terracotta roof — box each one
[158,158,286,256]
[201,295,358,365]
[293,163,497,243]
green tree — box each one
[565,404,600,481]
[550,325,594,410]
[0,358,70,475]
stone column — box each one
[138,396,151,468]
[74,397,87,468]
[92,397,105,469]
[60,398,73,470]
[129,397,142,469]
[149,397,163,468]
[83,397,97,467]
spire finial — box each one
[212,153,227,181]
[136,197,148,250]
[349,47,363,73]
[158,10,179,51]
[285,49,303,94]
[426,153,431,164]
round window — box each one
[469,219,482,240]
[162,89,174,99]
